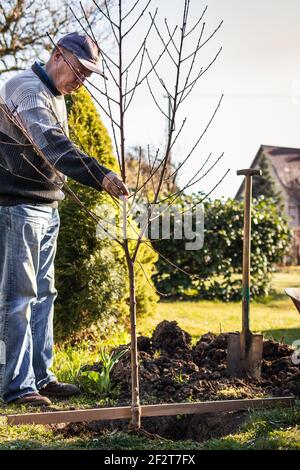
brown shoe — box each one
[12,392,52,406]
[39,381,80,398]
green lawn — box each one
[1,405,299,450]
[1,267,300,450]
[137,267,300,345]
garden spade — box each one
[227,169,263,379]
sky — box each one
[92,0,300,199]
[3,0,299,200]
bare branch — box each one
[150,3,189,206]
[122,0,141,21]
[164,18,179,55]
[145,48,173,102]
[136,260,169,297]
[185,4,207,37]
[181,168,230,215]
[168,117,187,154]
[182,20,223,63]
[101,64,122,171]
[69,6,95,45]
[124,26,177,97]
[167,94,224,181]
[146,145,157,195]
[122,8,157,75]
[91,0,119,29]
[124,41,147,111]
[178,22,205,105]
[179,47,222,103]
[100,47,119,69]
[128,146,143,210]
[145,76,170,119]
[159,153,224,204]
[139,238,200,279]
[80,1,99,45]
[128,147,161,205]
[149,12,177,67]
[122,0,152,39]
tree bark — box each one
[127,257,141,430]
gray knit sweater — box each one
[0,62,111,207]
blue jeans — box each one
[0,204,59,402]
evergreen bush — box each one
[152,195,292,301]
[54,88,158,343]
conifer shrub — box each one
[54,88,158,343]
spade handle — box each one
[237,169,262,177]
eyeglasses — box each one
[60,52,92,81]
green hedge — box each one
[152,196,292,300]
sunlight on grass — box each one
[137,267,300,345]
[138,297,300,345]
[271,266,300,292]
[52,344,99,384]
[1,268,299,450]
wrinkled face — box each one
[52,48,92,94]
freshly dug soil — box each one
[106,320,300,403]
[57,320,299,442]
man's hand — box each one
[102,171,129,200]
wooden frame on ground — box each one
[7,396,295,426]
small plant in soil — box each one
[173,372,188,385]
[153,350,162,360]
[81,347,128,397]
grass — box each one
[1,405,299,450]
[0,266,300,450]
[0,417,204,450]
[201,404,300,450]
[137,267,300,345]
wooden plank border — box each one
[6,396,295,426]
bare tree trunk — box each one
[126,253,141,430]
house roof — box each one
[235,145,300,200]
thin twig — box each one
[122,0,152,39]
[136,260,169,297]
[184,5,207,37]
[182,20,223,63]
[122,0,141,22]
[122,8,157,75]
[149,12,177,67]
[167,94,224,180]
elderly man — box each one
[0,32,128,406]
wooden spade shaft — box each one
[237,169,262,355]
[242,175,251,337]
[227,169,262,378]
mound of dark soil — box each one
[58,321,299,443]
[107,321,300,403]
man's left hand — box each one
[102,171,129,200]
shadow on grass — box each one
[262,328,300,345]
